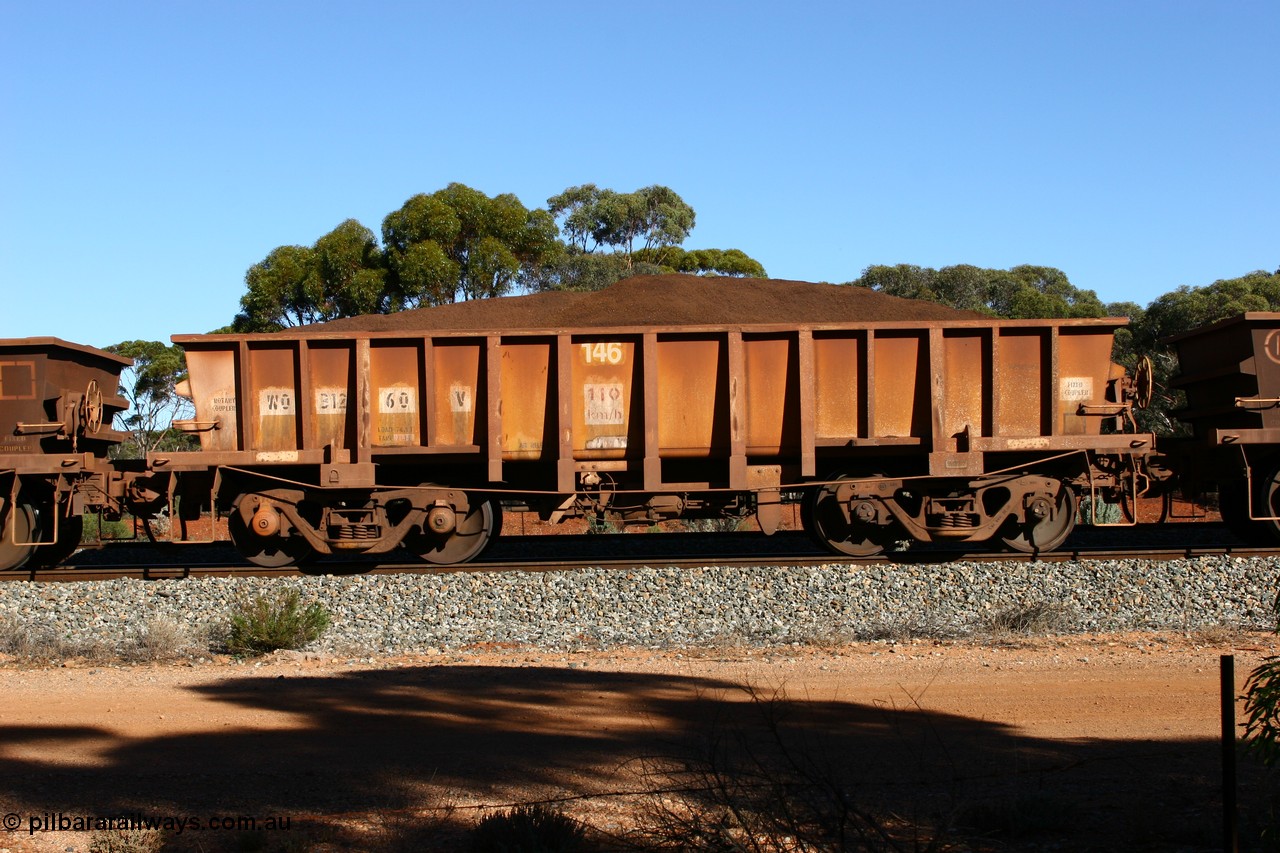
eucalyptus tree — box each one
[547,184,695,267]
[105,340,195,457]
[853,264,1104,319]
[382,183,561,307]
[233,219,385,331]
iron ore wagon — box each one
[1163,311,1280,543]
[147,278,1154,567]
[0,338,131,570]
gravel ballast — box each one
[1,557,1277,657]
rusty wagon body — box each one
[149,316,1153,566]
[1164,312,1280,542]
[0,338,130,570]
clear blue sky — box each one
[3,1,1276,348]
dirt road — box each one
[0,631,1275,851]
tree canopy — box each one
[532,184,764,292]
[230,182,766,329]
[233,220,385,331]
[105,340,195,458]
[547,184,696,262]
[1132,269,1280,351]
[382,183,561,308]
[852,263,1107,319]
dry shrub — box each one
[980,601,1073,637]
[1187,622,1249,646]
[681,517,745,534]
[87,828,165,853]
[954,791,1080,840]
[469,804,588,852]
[623,688,946,851]
[0,618,95,662]
[122,616,199,662]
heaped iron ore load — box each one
[0,338,131,570]
[142,275,1154,567]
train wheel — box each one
[1253,464,1280,544]
[228,511,316,568]
[405,498,501,565]
[804,482,888,558]
[0,497,37,571]
[1222,465,1280,545]
[27,512,84,569]
[1217,477,1275,544]
[1000,484,1077,554]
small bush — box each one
[83,515,141,543]
[469,804,587,853]
[957,791,1081,839]
[981,601,1073,636]
[225,589,330,656]
[585,515,620,535]
[680,516,744,533]
[87,828,165,853]
[625,692,925,852]
[1244,657,1280,766]
[123,616,198,662]
[1078,497,1122,525]
[0,618,89,662]
[1244,591,1280,768]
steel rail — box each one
[1,527,1273,583]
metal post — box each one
[1221,654,1238,853]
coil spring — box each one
[938,513,977,529]
[331,523,380,541]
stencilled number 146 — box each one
[581,342,624,365]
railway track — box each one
[2,524,1271,583]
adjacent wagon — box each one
[0,338,130,570]
[1164,311,1280,542]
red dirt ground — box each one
[0,630,1274,852]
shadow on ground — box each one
[0,664,1271,851]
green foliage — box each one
[633,246,767,278]
[469,805,587,853]
[1243,590,1280,767]
[536,184,763,293]
[234,220,386,331]
[233,185,561,328]
[106,340,196,457]
[525,253,663,293]
[548,183,695,259]
[585,514,621,535]
[225,589,331,656]
[314,219,387,316]
[1130,269,1280,352]
[231,181,763,319]
[1125,270,1280,435]
[853,263,1106,319]
[235,244,320,331]
[383,183,562,307]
